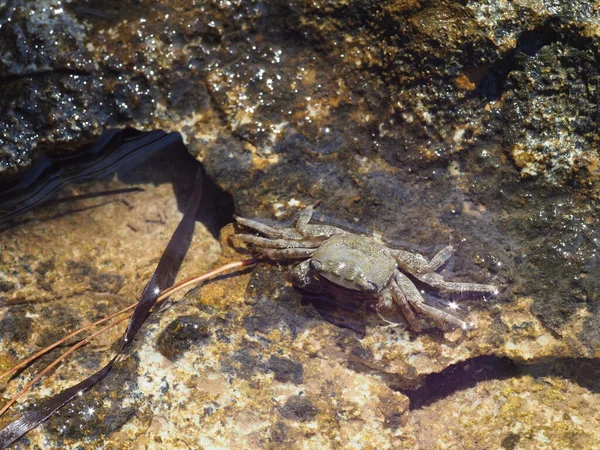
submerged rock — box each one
[2,0,600,448]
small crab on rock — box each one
[235,206,497,330]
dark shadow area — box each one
[402,355,519,409]
[300,292,371,338]
[402,355,600,410]
[114,134,234,239]
[0,128,172,224]
[475,17,593,101]
[301,274,484,339]
[0,128,234,237]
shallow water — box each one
[1,134,599,449]
[2,0,600,448]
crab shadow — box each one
[241,260,473,343]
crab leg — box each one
[391,250,430,274]
[425,245,454,271]
[235,216,302,239]
[387,285,421,331]
[392,245,454,275]
[295,206,346,238]
[414,272,497,296]
[375,292,403,327]
[257,247,316,259]
[237,234,321,249]
[289,260,327,293]
[394,271,467,328]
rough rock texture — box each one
[2,0,600,448]
[405,371,600,449]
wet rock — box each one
[243,264,316,338]
[0,310,33,343]
[0,271,17,292]
[403,372,600,449]
[156,315,211,361]
[45,358,141,442]
[501,433,521,450]
[219,347,264,380]
[89,272,124,293]
[279,395,318,422]
[66,261,93,283]
[267,356,304,385]
[268,421,294,446]
[503,42,600,186]
[581,303,600,353]
[2,0,600,448]
[0,149,222,447]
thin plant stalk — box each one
[0,305,136,382]
[157,258,256,299]
[0,314,132,417]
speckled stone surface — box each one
[2,0,600,449]
[405,373,600,450]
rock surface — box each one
[1,0,600,448]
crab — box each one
[235,206,497,330]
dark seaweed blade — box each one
[0,168,204,449]
[123,167,204,342]
[0,129,184,223]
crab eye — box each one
[364,281,378,294]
